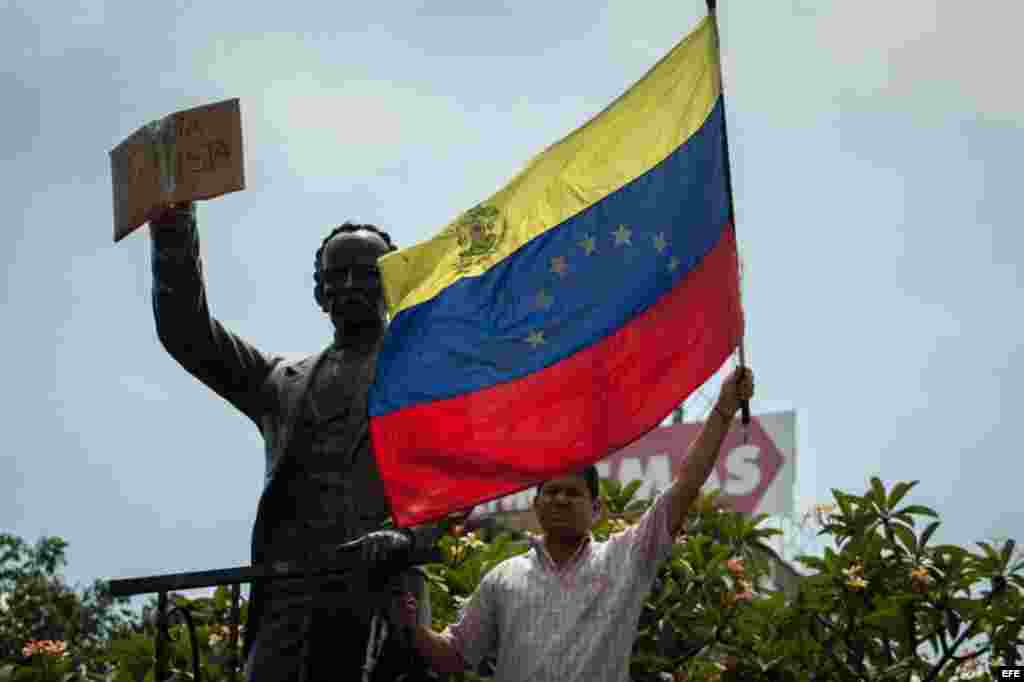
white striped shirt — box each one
[445,490,675,682]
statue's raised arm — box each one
[149,202,280,425]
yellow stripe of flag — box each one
[379,17,721,317]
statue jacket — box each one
[148,208,437,657]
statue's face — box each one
[319,230,390,337]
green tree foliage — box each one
[3,478,1021,681]
[0,533,135,677]
[625,478,1021,681]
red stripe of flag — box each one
[372,224,741,527]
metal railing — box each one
[107,554,386,682]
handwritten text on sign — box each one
[110,98,245,242]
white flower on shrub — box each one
[460,532,485,550]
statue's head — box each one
[314,223,397,346]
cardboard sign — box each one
[109,98,245,242]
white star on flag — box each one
[525,330,546,348]
[613,224,632,246]
[578,235,597,256]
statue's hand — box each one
[337,529,413,566]
[150,201,194,228]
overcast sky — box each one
[3,0,1022,592]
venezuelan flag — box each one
[370,16,743,527]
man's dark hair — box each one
[313,222,397,309]
[537,465,600,501]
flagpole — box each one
[706,0,751,431]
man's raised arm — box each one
[666,366,755,536]
[150,202,279,425]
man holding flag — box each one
[397,365,754,681]
[379,14,753,677]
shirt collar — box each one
[532,533,594,573]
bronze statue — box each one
[148,202,439,681]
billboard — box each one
[474,411,796,517]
